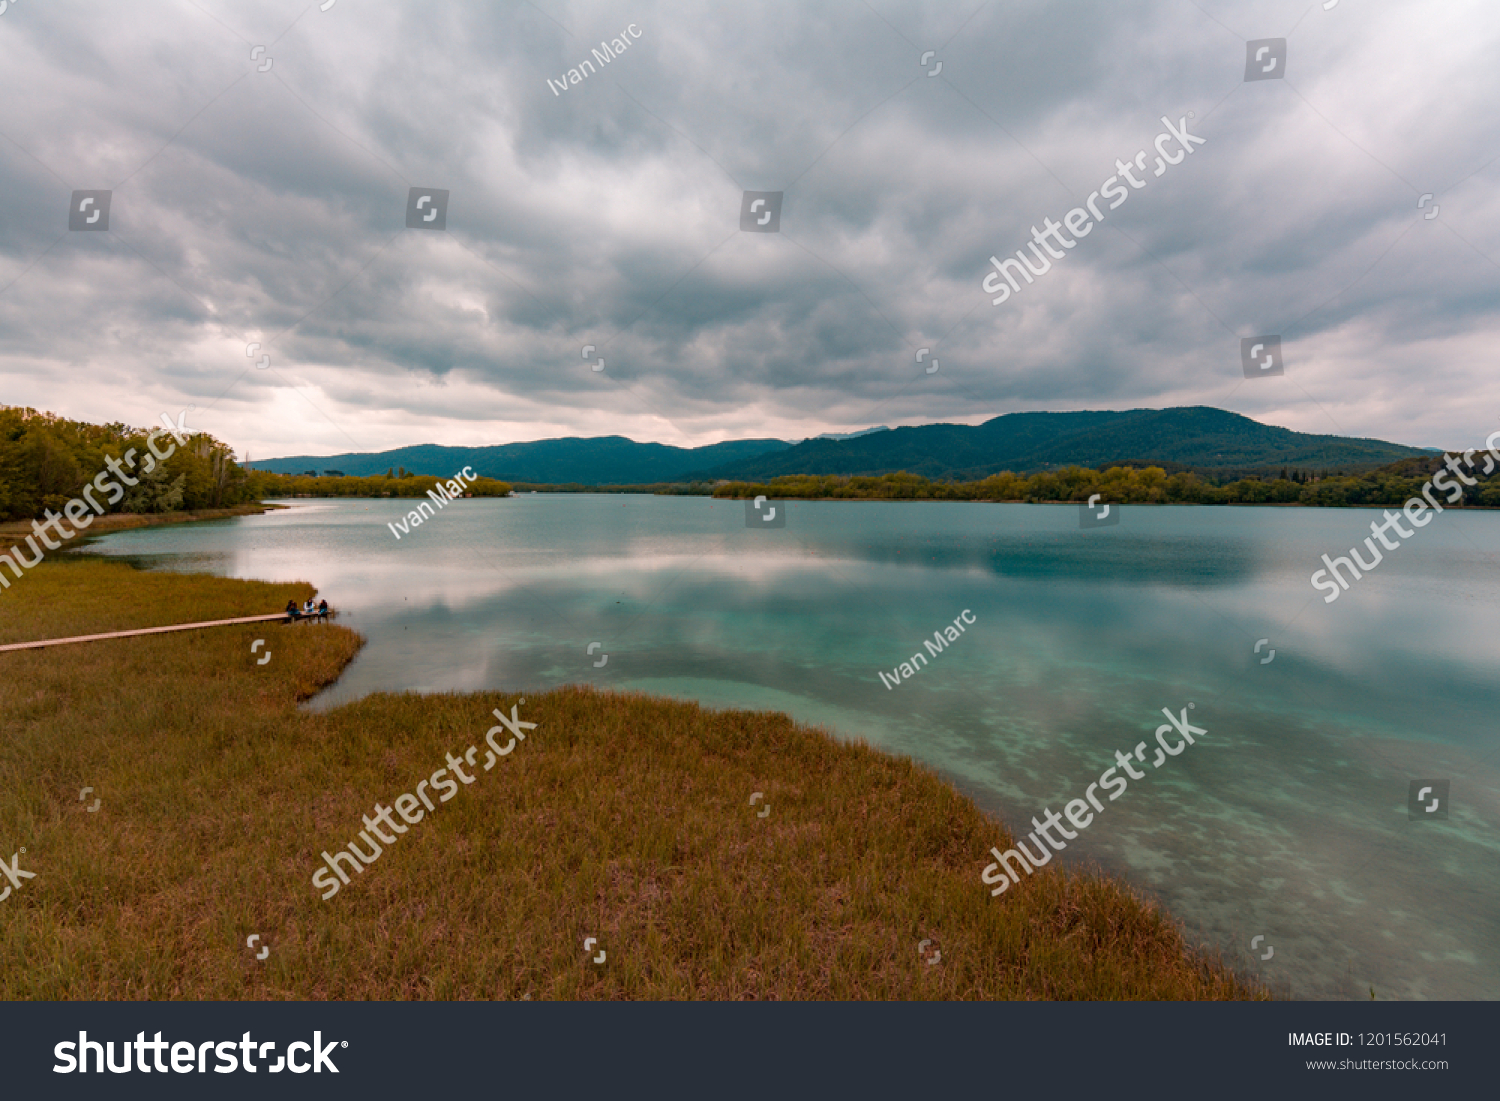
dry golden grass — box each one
[0,558,1266,1000]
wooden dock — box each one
[0,612,301,653]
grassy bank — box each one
[0,559,1266,1000]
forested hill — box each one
[254,436,789,483]
[690,407,1428,482]
[258,407,1427,485]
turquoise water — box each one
[82,495,1500,999]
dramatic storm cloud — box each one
[1,0,1496,458]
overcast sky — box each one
[2,0,1496,460]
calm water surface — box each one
[82,495,1500,1000]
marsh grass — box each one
[0,559,1265,1000]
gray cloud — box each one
[1,0,1496,458]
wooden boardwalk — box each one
[0,612,303,653]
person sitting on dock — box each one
[303,599,316,617]
[317,599,329,620]
[285,600,301,621]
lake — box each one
[80,494,1500,1000]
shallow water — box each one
[82,495,1500,999]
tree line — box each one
[250,470,512,498]
[711,457,1500,507]
[0,406,250,521]
[0,407,510,523]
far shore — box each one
[706,494,1500,509]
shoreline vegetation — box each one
[0,406,511,535]
[709,455,1500,508]
[0,557,1268,1000]
[254,469,512,500]
[5,406,1492,521]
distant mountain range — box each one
[796,426,891,444]
[253,436,789,484]
[256,407,1429,484]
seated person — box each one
[317,599,329,619]
[303,599,316,616]
[285,600,300,619]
